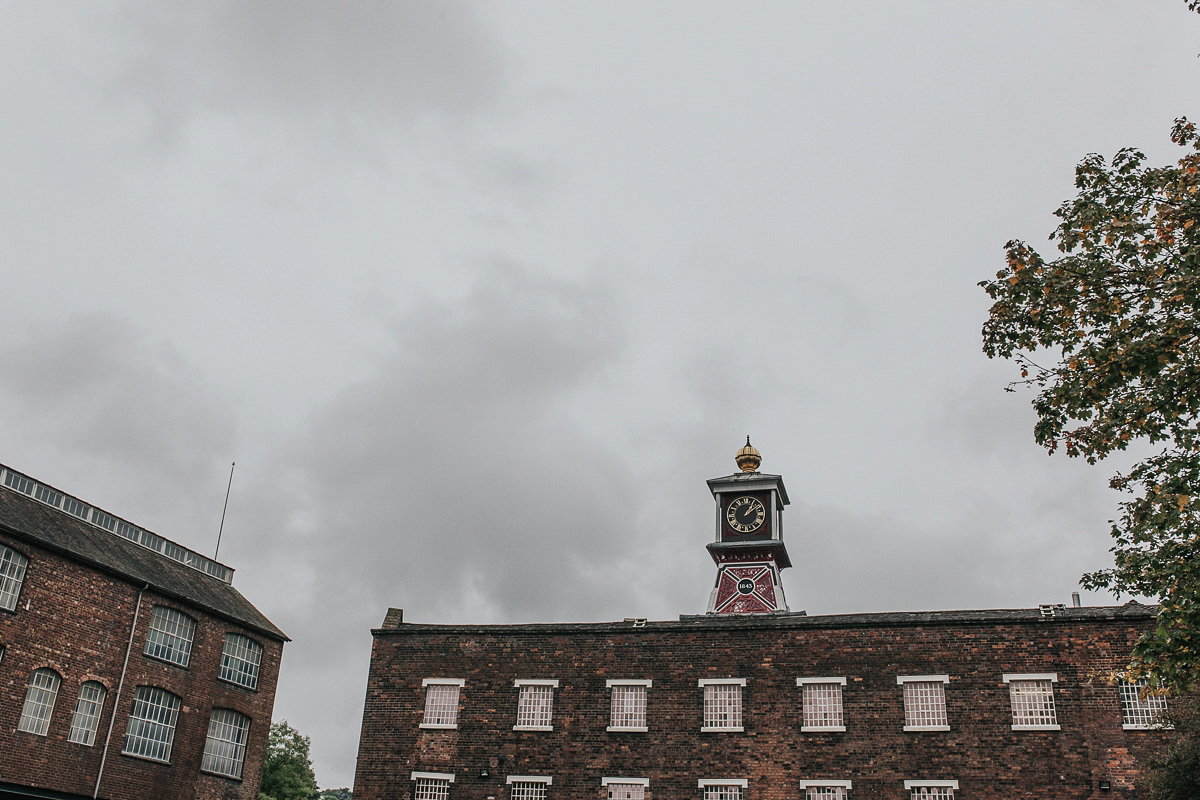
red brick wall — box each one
[0,530,282,800]
[353,613,1172,800]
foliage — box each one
[318,791,352,800]
[258,721,320,800]
[980,119,1200,693]
[1142,694,1200,799]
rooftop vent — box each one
[1,465,234,584]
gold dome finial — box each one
[735,436,761,472]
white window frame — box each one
[67,681,108,745]
[1002,673,1060,731]
[513,679,558,731]
[0,545,29,612]
[17,668,61,736]
[607,679,651,732]
[798,780,852,800]
[797,677,847,732]
[201,708,251,779]
[122,686,182,763]
[144,606,196,668]
[896,675,950,732]
[698,778,748,799]
[603,777,649,800]
[1118,678,1171,730]
[421,678,465,729]
[507,775,553,785]
[905,780,958,799]
[699,678,745,732]
[218,633,263,690]
[413,772,455,800]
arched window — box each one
[218,633,263,690]
[201,708,251,778]
[144,606,196,667]
[122,686,181,762]
[17,668,61,736]
[67,681,108,745]
[0,544,29,611]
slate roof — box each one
[376,602,1156,635]
[0,485,287,642]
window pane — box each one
[607,784,645,800]
[516,685,554,728]
[702,786,742,800]
[510,782,547,800]
[0,545,29,611]
[902,682,947,727]
[144,606,196,667]
[415,778,451,800]
[67,682,107,745]
[703,685,742,729]
[910,789,954,800]
[805,789,846,800]
[122,686,181,762]
[423,684,460,726]
[202,709,250,778]
[611,685,647,728]
[18,669,61,736]
[1119,679,1168,727]
[1009,680,1056,727]
[219,634,263,689]
[803,684,844,728]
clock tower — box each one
[705,438,791,614]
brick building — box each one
[353,443,1173,800]
[0,463,287,800]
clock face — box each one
[725,495,766,534]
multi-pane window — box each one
[1119,679,1169,729]
[0,544,29,611]
[67,681,107,745]
[17,668,61,735]
[904,781,957,799]
[1003,674,1059,730]
[700,679,745,731]
[798,678,846,731]
[144,606,196,667]
[514,680,558,730]
[607,680,651,731]
[122,686,182,762]
[219,634,263,689]
[201,709,251,778]
[421,679,464,728]
[802,788,848,800]
[604,781,647,800]
[699,780,746,800]
[507,778,551,800]
[413,776,453,800]
[897,676,949,730]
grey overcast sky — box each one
[1,0,1197,788]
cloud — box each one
[0,315,237,547]
[117,0,504,131]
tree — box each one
[980,118,1200,695]
[258,721,319,800]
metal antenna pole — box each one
[215,462,235,560]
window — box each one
[67,681,107,745]
[603,778,648,800]
[219,634,263,689]
[904,780,957,799]
[1119,679,1169,729]
[507,776,551,800]
[897,675,949,731]
[0,545,29,611]
[17,668,61,735]
[698,779,746,800]
[798,781,852,800]
[122,686,181,762]
[144,606,196,667]
[1003,673,1059,730]
[421,678,464,728]
[202,708,250,778]
[607,679,650,731]
[700,678,745,731]
[412,772,455,800]
[513,679,558,730]
[797,677,846,731]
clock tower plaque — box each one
[705,438,791,614]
